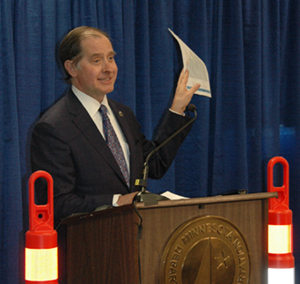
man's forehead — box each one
[82,30,104,37]
[80,36,115,57]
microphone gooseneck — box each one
[187,104,197,112]
[134,104,197,205]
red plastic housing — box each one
[267,156,294,269]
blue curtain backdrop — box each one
[1,0,300,283]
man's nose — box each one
[102,59,113,71]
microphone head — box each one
[187,104,197,112]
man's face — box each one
[69,34,118,102]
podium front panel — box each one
[64,193,275,284]
[137,195,270,284]
[65,205,140,284]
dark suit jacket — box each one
[31,89,194,223]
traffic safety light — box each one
[25,170,58,283]
[267,156,294,284]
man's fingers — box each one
[178,68,188,84]
[117,192,138,206]
[189,83,200,94]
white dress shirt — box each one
[72,85,129,205]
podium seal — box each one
[160,215,250,284]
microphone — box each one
[134,104,197,205]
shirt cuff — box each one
[169,108,185,116]
[112,194,122,207]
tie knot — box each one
[99,104,108,115]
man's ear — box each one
[64,60,77,78]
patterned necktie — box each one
[99,105,130,187]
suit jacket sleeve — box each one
[144,110,194,179]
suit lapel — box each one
[108,100,136,150]
[65,90,127,186]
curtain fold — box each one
[1,0,300,283]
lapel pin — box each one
[119,111,123,117]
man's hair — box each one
[59,26,111,83]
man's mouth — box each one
[99,77,111,82]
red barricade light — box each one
[25,171,58,284]
[267,156,294,283]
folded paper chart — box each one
[169,28,211,98]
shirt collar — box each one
[72,85,110,117]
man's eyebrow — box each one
[91,51,116,57]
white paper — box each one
[161,191,189,200]
[169,28,211,98]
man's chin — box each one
[100,86,114,95]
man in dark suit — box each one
[30,26,200,224]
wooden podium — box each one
[63,192,277,283]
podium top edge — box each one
[61,192,277,224]
[61,203,135,225]
[135,192,278,209]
